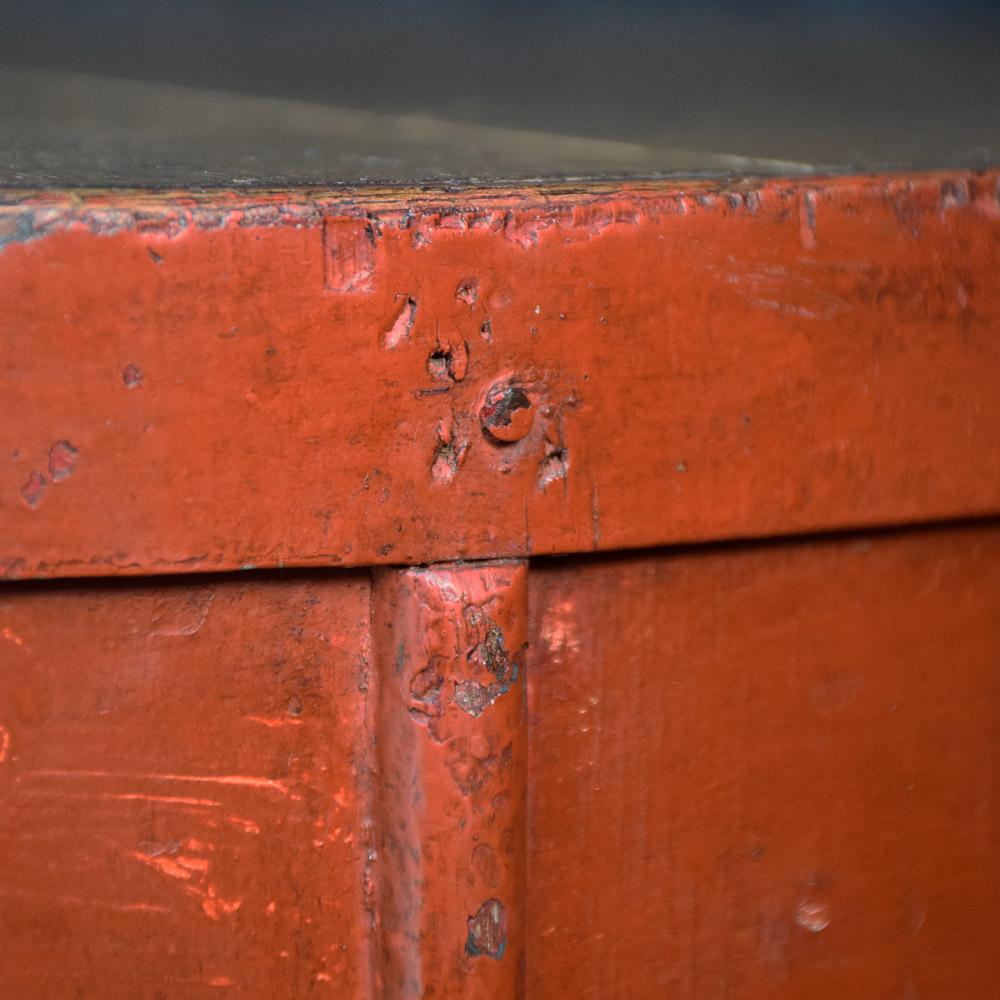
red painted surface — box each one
[2,169,999,998]
[528,522,1000,998]
[2,172,999,578]
[1,530,998,996]
[0,573,374,997]
[372,562,527,998]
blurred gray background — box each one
[2,0,999,185]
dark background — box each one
[2,1,999,181]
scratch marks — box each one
[131,848,210,881]
[132,844,243,921]
[721,262,850,322]
[94,792,223,808]
[199,893,243,923]
[0,886,170,915]
[14,784,263,837]
[226,814,262,834]
[18,778,269,838]
[743,298,824,320]
[243,714,303,728]
[28,768,293,796]
[14,771,259,921]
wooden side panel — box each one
[0,573,374,999]
[2,172,1000,580]
[527,523,1000,998]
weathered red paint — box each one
[371,561,527,998]
[0,573,375,997]
[2,172,999,579]
[2,167,999,999]
[527,521,1000,998]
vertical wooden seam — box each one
[371,560,528,998]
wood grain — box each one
[527,522,1000,998]
[0,573,374,998]
[2,172,999,579]
[372,561,527,998]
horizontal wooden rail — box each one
[2,172,999,579]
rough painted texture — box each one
[527,522,1000,999]
[2,172,999,579]
[0,573,374,998]
[372,562,527,998]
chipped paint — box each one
[47,440,78,481]
[19,471,46,509]
[795,898,832,933]
[3,171,1000,579]
[466,899,507,959]
[323,217,377,292]
[373,560,526,997]
[430,414,471,486]
[0,171,994,252]
[381,296,418,349]
[537,447,569,490]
